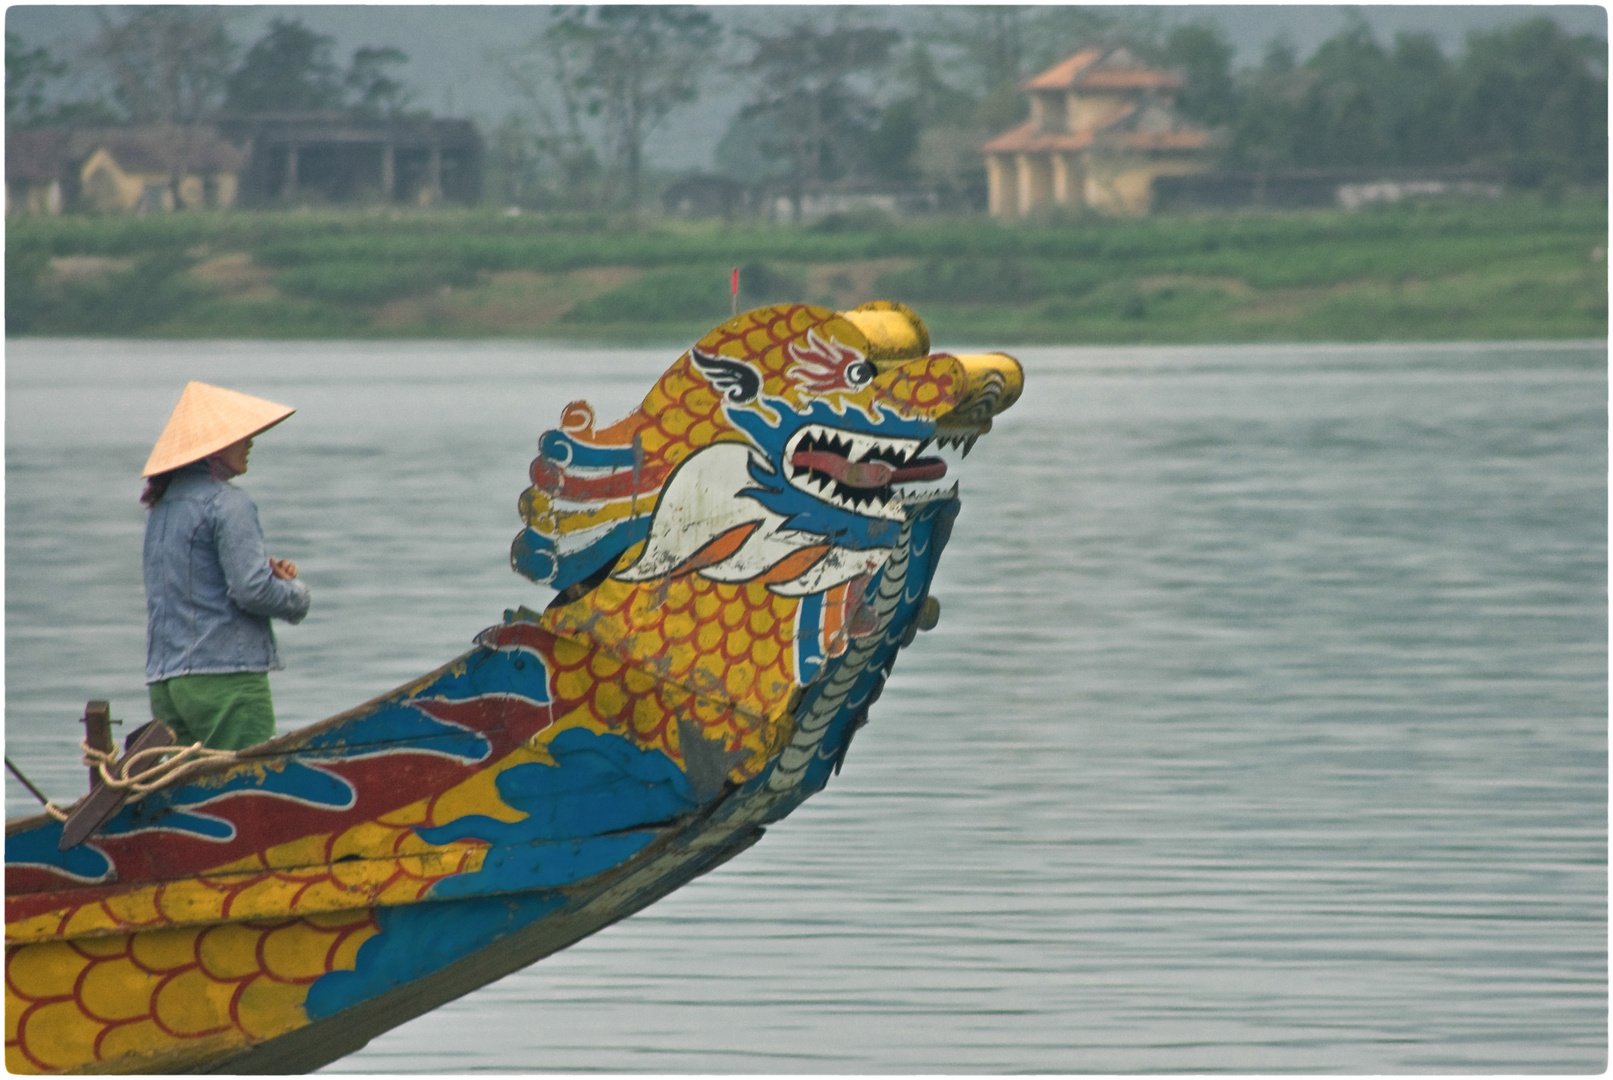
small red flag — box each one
[730,267,739,315]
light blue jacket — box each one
[143,464,311,682]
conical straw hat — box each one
[142,382,295,477]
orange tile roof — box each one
[984,104,1214,155]
[1083,69,1183,90]
[981,120,1097,154]
[1021,48,1183,93]
[1022,48,1102,90]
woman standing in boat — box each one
[140,381,311,750]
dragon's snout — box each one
[940,351,1024,431]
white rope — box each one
[82,738,240,796]
[32,740,243,825]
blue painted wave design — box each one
[7,660,508,865]
[96,684,496,845]
[97,760,358,842]
[5,826,113,882]
[418,727,697,856]
[426,643,551,705]
[298,703,493,763]
[303,890,568,1021]
[304,729,693,1018]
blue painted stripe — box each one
[538,429,637,470]
[794,590,825,684]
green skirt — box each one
[148,671,276,751]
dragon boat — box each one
[4,301,1022,1074]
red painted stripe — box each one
[530,457,672,500]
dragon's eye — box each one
[845,360,875,388]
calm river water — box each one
[6,338,1606,1072]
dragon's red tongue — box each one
[791,450,947,488]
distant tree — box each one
[223,19,344,113]
[1377,33,1460,166]
[495,22,608,209]
[713,108,781,186]
[542,6,721,210]
[866,97,922,183]
[1454,16,1607,185]
[484,112,541,207]
[88,6,235,124]
[6,33,120,129]
[1229,19,1414,169]
[1225,36,1301,170]
[346,45,413,117]
[868,41,980,188]
[926,6,1032,131]
[1225,14,1605,186]
[893,40,978,129]
[1261,34,1299,76]
[224,20,417,121]
[735,14,901,217]
[6,32,65,127]
[1163,23,1237,127]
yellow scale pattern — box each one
[7,908,375,1073]
[3,748,560,1072]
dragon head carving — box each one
[512,301,1022,794]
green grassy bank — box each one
[6,195,1605,343]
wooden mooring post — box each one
[81,700,114,791]
[59,704,175,851]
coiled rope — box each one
[16,740,240,822]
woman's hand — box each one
[270,558,298,580]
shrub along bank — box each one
[6,195,1605,343]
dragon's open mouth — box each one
[784,425,948,518]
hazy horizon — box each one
[7,4,1606,172]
